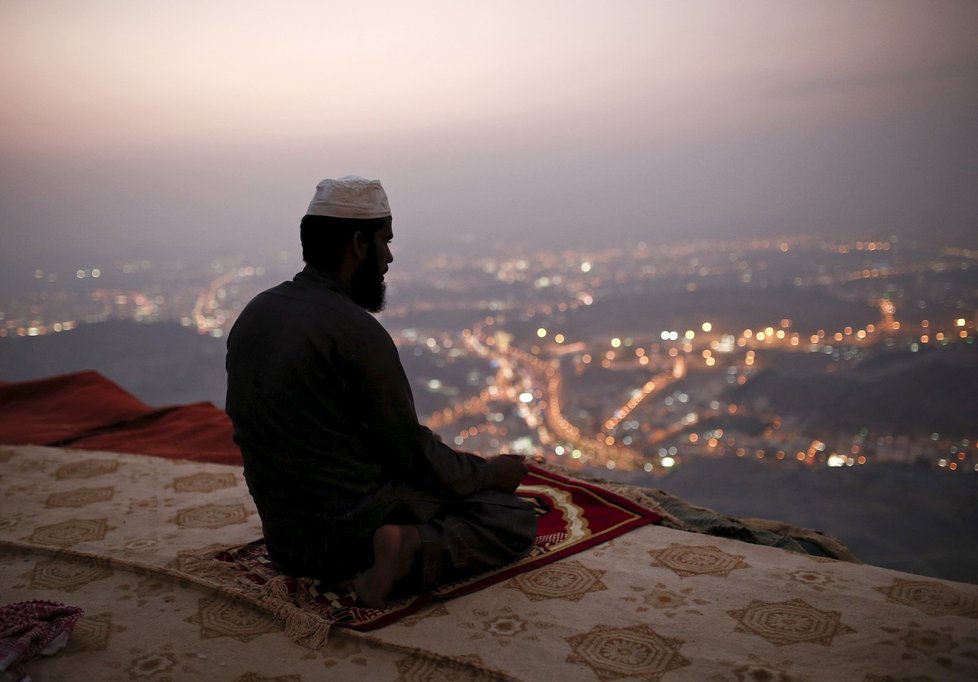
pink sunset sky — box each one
[2,1,976,260]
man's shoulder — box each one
[243,278,391,340]
[249,277,348,311]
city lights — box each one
[5,237,974,478]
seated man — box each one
[225,176,537,607]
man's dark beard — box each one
[349,247,386,312]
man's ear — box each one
[351,230,369,262]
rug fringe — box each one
[599,483,683,526]
[251,576,334,648]
[179,548,334,649]
[173,546,241,582]
[258,575,292,601]
[276,602,332,649]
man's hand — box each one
[487,454,529,493]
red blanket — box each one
[0,371,241,465]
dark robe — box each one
[225,265,536,587]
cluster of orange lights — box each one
[939,451,970,471]
[5,320,79,337]
[686,432,724,451]
[453,421,507,446]
[427,388,493,430]
[670,419,971,473]
[843,267,891,282]
[603,378,661,432]
[918,318,975,344]
[831,240,892,254]
[546,374,580,439]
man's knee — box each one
[478,491,538,552]
[510,499,538,550]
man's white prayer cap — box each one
[306,176,391,219]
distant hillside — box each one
[723,344,978,435]
[609,456,978,584]
[544,283,879,341]
[0,320,227,407]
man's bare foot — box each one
[353,525,421,608]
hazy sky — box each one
[2,1,976,263]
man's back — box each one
[226,264,505,577]
[226,266,416,573]
[227,267,391,506]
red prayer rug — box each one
[198,464,661,631]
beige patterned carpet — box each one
[2,444,977,681]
